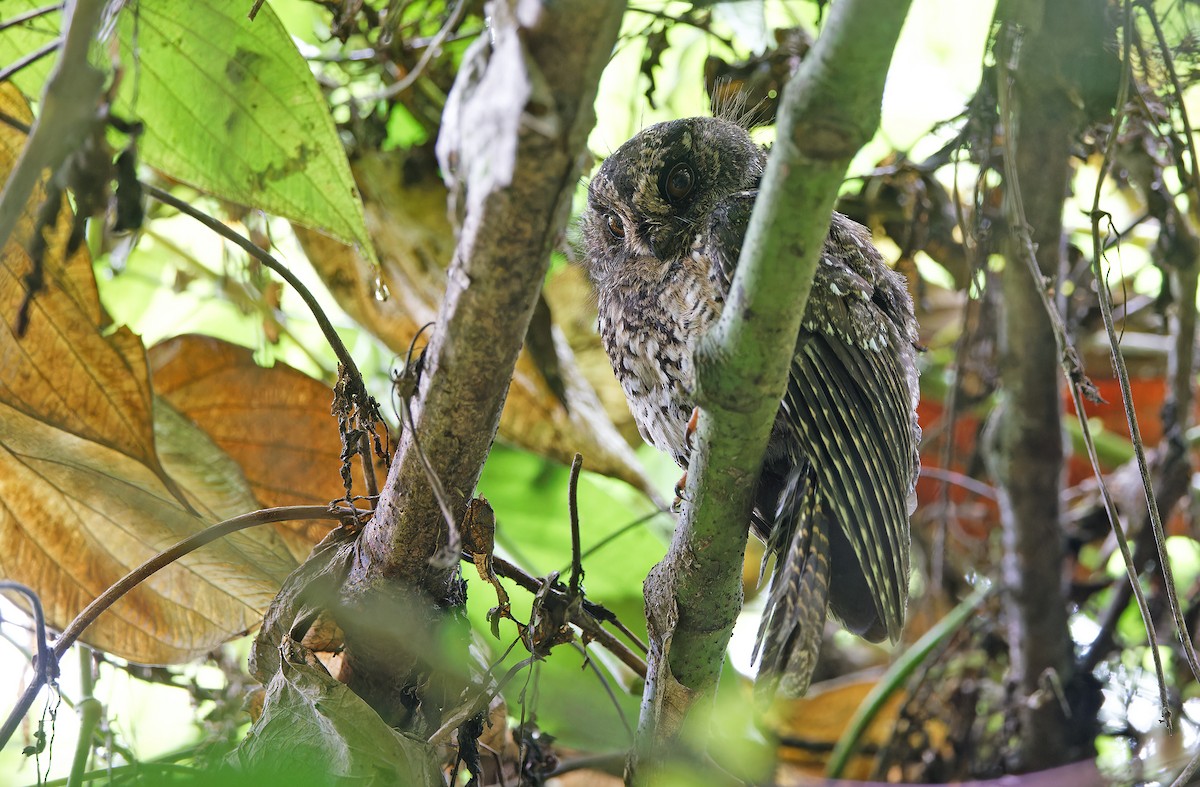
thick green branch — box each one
[634,0,913,758]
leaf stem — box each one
[142,184,363,390]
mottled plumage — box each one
[580,117,920,698]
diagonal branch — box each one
[634,0,914,761]
[333,0,626,729]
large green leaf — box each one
[113,0,377,263]
[0,2,374,261]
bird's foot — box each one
[672,471,688,512]
[672,409,701,511]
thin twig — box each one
[0,504,359,752]
[995,54,1094,399]
[572,641,633,742]
[427,653,536,746]
[1069,379,1167,712]
[477,553,648,676]
[1091,219,1200,687]
[934,135,987,591]
[359,0,468,102]
[1090,0,1200,687]
[918,466,998,500]
[1138,1,1200,203]
[0,582,55,693]
[359,431,378,499]
[575,510,665,565]
[1170,745,1200,787]
[568,453,584,597]
[398,391,461,567]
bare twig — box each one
[574,510,665,566]
[572,641,633,741]
[568,453,584,597]
[1069,378,1167,711]
[427,653,537,746]
[917,466,998,500]
[482,553,647,678]
[358,431,379,499]
[397,387,462,568]
[1090,0,1200,687]
[1069,0,1168,712]
[359,0,468,102]
[995,53,1095,402]
[386,322,460,563]
[1170,746,1200,787]
[1138,1,1200,203]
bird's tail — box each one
[752,464,831,701]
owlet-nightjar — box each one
[580,117,921,698]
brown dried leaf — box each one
[0,88,158,475]
[0,401,296,663]
[0,84,297,663]
[149,334,351,559]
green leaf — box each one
[232,639,442,786]
[113,0,378,264]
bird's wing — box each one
[780,252,918,641]
[706,199,918,648]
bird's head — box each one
[581,117,765,286]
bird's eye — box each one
[664,162,695,203]
[605,212,625,239]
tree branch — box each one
[634,0,913,761]
[991,0,1114,770]
[333,0,626,730]
[0,0,104,249]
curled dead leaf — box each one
[149,334,364,560]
